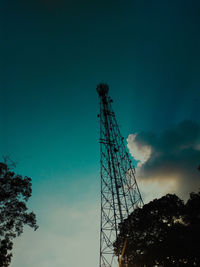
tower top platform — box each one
[96,83,109,96]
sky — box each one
[1,0,200,267]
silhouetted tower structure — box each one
[97,83,143,267]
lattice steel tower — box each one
[97,83,143,267]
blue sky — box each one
[1,0,200,266]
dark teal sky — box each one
[1,1,200,266]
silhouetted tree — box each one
[0,161,38,266]
[114,192,200,266]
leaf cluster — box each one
[114,192,200,267]
[0,162,38,267]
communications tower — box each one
[97,83,143,267]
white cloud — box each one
[127,134,151,164]
[127,120,200,201]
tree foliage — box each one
[0,161,38,266]
[114,192,200,267]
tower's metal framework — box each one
[97,83,143,267]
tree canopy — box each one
[114,192,200,267]
[0,161,38,267]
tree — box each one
[0,161,38,266]
[114,192,200,267]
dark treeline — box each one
[114,190,200,267]
[0,161,38,267]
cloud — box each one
[127,120,200,201]
[127,134,152,165]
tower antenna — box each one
[97,83,143,267]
